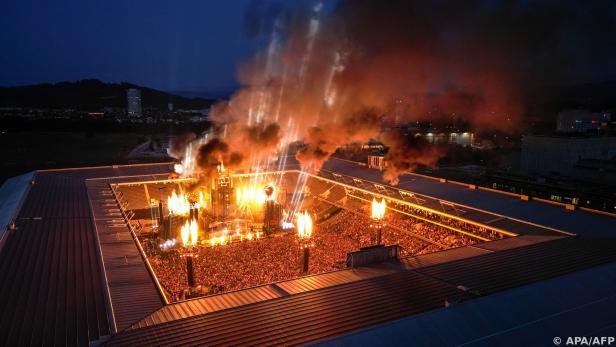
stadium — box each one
[113,165,508,302]
[0,157,615,346]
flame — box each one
[168,190,190,216]
[173,163,184,175]
[180,219,199,247]
[297,211,313,239]
[236,185,267,205]
[180,221,189,247]
[198,191,206,209]
[168,190,206,215]
[207,228,261,246]
[371,198,386,220]
[190,219,198,246]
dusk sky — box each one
[0,0,269,92]
[2,0,615,95]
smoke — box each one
[381,132,445,185]
[297,109,381,170]
[167,132,196,159]
[241,122,281,150]
[177,0,616,183]
[196,138,243,176]
[193,122,281,176]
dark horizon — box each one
[0,78,239,98]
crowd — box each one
[348,190,506,241]
[143,181,507,302]
[120,172,511,303]
[148,235,299,300]
[146,201,499,302]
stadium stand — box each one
[0,159,614,346]
[107,237,616,347]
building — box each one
[127,88,142,118]
[416,131,474,146]
[368,155,387,170]
[521,134,616,176]
[556,109,611,133]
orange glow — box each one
[236,185,267,205]
[371,198,386,220]
[297,211,313,239]
[173,163,184,175]
[168,190,205,215]
[168,190,190,216]
[180,219,199,247]
[198,191,206,209]
[207,228,263,246]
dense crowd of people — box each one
[148,235,299,300]
[348,190,505,241]
[145,200,504,302]
[136,177,509,302]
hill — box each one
[0,79,217,110]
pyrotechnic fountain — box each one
[296,211,314,275]
[157,189,205,241]
[167,190,191,216]
[370,198,386,245]
[179,219,199,288]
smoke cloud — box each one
[176,0,616,183]
[168,132,197,160]
[381,132,445,185]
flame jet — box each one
[180,219,199,248]
[371,198,386,221]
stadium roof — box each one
[0,164,173,346]
[321,158,616,237]
[313,260,616,347]
[107,237,616,346]
[0,160,614,346]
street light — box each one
[296,211,314,275]
[371,198,386,245]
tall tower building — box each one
[127,88,142,118]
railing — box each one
[110,183,170,305]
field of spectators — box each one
[144,202,500,302]
[129,175,506,302]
